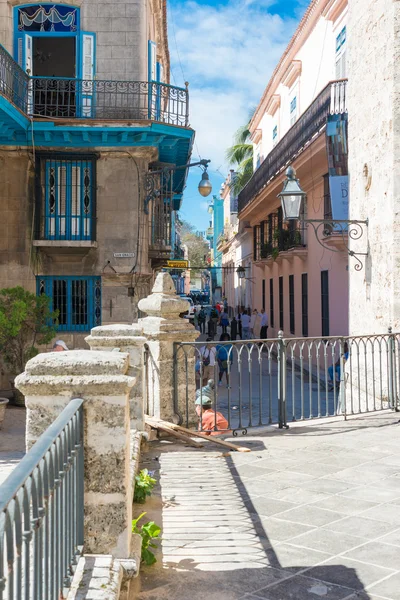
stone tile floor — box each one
[0,405,25,485]
[131,412,400,600]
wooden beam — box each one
[146,417,251,452]
[146,420,203,448]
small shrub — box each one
[132,512,161,566]
[133,469,156,504]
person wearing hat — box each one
[53,340,69,352]
[195,380,230,436]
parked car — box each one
[178,295,195,320]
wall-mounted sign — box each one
[166,260,188,268]
[114,253,135,258]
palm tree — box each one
[226,119,254,195]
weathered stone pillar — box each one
[138,272,200,423]
[85,324,146,431]
[15,350,135,558]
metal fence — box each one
[173,330,400,434]
[0,399,84,600]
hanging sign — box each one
[329,175,349,221]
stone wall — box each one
[347,0,400,334]
[0,147,156,363]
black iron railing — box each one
[238,80,347,213]
[0,44,29,113]
[254,212,305,261]
[0,44,189,126]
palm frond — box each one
[225,143,253,166]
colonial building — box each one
[0,0,193,350]
[235,0,349,338]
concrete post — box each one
[138,272,200,423]
[85,324,146,431]
[15,350,135,558]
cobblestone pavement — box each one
[0,405,26,485]
[132,412,400,600]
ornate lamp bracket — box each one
[303,219,369,271]
[143,159,211,214]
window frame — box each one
[301,273,308,337]
[35,153,97,242]
[321,270,330,337]
[279,276,284,330]
[269,278,274,328]
[37,275,101,332]
[289,274,295,335]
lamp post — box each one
[278,166,368,271]
[144,158,212,213]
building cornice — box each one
[322,0,347,21]
[266,94,281,116]
[281,60,302,88]
[251,0,341,131]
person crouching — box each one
[195,380,230,436]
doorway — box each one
[33,37,76,117]
[33,37,75,78]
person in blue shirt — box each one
[328,342,349,391]
[216,333,233,388]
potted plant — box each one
[0,286,58,406]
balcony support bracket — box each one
[303,219,369,271]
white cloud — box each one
[168,0,300,171]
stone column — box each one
[85,324,146,431]
[15,350,135,558]
[138,272,200,424]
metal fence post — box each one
[278,331,288,429]
[388,326,395,409]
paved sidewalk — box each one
[132,412,400,600]
[0,405,26,485]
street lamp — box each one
[198,170,212,197]
[144,159,212,213]
[278,166,307,220]
[278,166,369,271]
[236,266,246,279]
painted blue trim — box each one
[37,275,101,332]
[78,32,96,116]
[44,159,93,241]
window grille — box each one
[37,276,101,331]
[35,155,96,241]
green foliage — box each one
[0,286,58,375]
[179,219,210,275]
[132,512,162,566]
[133,469,156,504]
[226,115,255,195]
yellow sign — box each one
[166,260,189,268]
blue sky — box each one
[168,0,309,232]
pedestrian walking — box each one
[209,306,219,339]
[216,333,233,388]
[241,310,251,340]
[250,309,260,337]
[198,306,206,334]
[195,339,216,389]
[237,308,243,339]
[260,309,268,340]
[230,316,238,340]
[219,309,229,334]
[193,308,199,330]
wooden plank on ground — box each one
[146,420,204,448]
[146,416,251,453]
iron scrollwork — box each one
[303,219,369,271]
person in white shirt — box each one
[250,309,260,337]
[195,339,217,387]
[260,309,268,339]
[241,310,251,340]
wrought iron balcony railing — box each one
[0,44,189,126]
[254,212,306,261]
[238,80,347,213]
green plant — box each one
[0,286,58,377]
[134,469,156,504]
[132,512,161,566]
